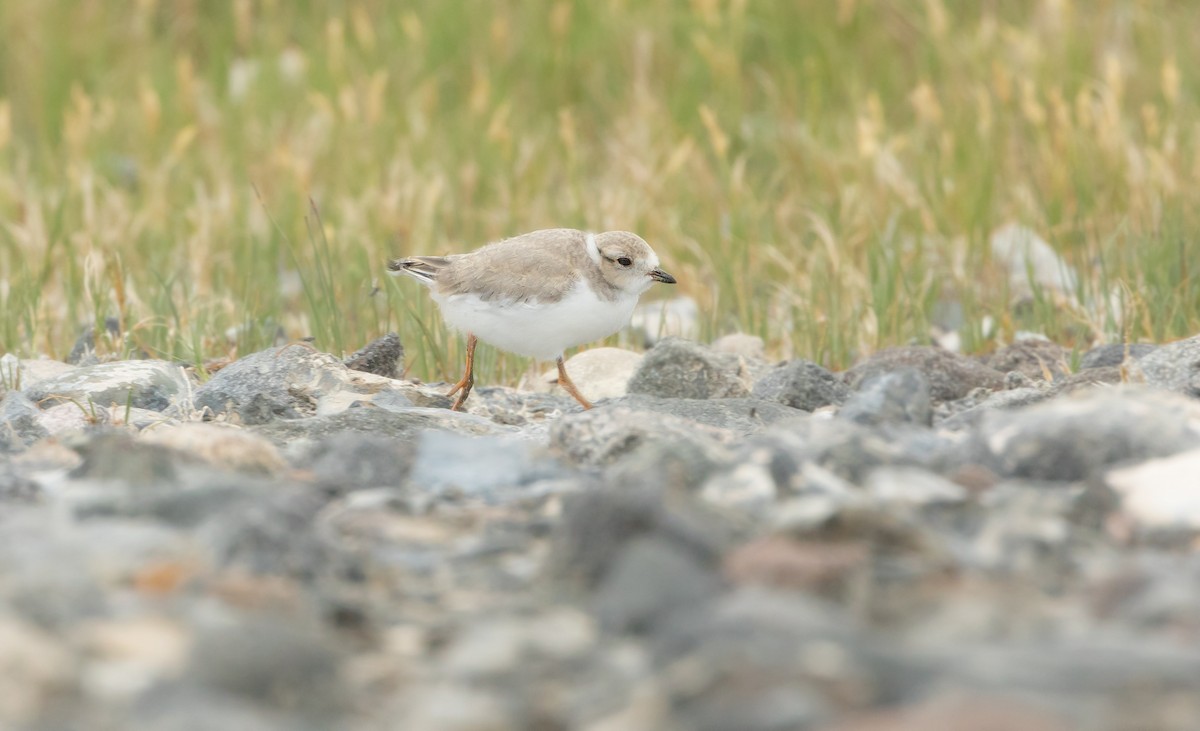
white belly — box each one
[431,281,638,360]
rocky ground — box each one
[3,331,1200,730]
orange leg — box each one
[556,356,593,410]
[446,333,478,411]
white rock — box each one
[531,347,643,401]
[1106,448,1200,529]
[989,223,1078,299]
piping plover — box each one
[388,228,676,410]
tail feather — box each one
[386,255,453,286]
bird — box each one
[387,228,676,411]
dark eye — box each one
[617,257,632,267]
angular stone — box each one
[752,359,849,412]
[343,333,404,379]
[627,338,752,400]
[838,368,931,426]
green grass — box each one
[2,1,1199,383]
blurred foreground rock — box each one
[0,336,1198,730]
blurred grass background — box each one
[0,0,1197,383]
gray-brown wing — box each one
[435,229,589,304]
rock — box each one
[140,423,287,476]
[593,536,722,634]
[24,360,192,412]
[629,296,699,346]
[844,346,1004,402]
[342,332,404,378]
[193,345,441,425]
[983,339,1071,381]
[712,333,765,360]
[1135,334,1200,397]
[989,223,1078,299]
[0,392,50,453]
[549,405,736,467]
[821,694,1074,731]
[294,432,415,490]
[607,394,801,435]
[36,401,107,435]
[199,486,337,580]
[0,354,76,392]
[66,316,122,365]
[1106,448,1200,531]
[752,359,850,412]
[864,467,967,505]
[251,406,510,447]
[723,536,869,599]
[1079,342,1158,370]
[531,347,643,401]
[837,368,931,426]
[937,386,1053,431]
[0,616,75,728]
[973,388,1200,482]
[627,338,752,400]
[406,431,566,500]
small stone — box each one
[1106,448,1200,530]
[1079,342,1157,370]
[1134,334,1200,397]
[66,316,122,365]
[0,392,50,453]
[837,368,932,426]
[549,405,735,467]
[533,347,643,401]
[627,338,752,400]
[844,346,1004,402]
[752,359,850,412]
[343,333,404,378]
[406,431,565,499]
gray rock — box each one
[24,359,192,412]
[200,486,338,580]
[973,387,1200,481]
[937,386,1054,431]
[296,432,415,490]
[607,394,801,435]
[838,368,932,426]
[1080,342,1158,370]
[406,431,566,500]
[984,338,1071,380]
[593,536,722,634]
[343,332,404,378]
[1134,335,1200,397]
[252,406,509,446]
[751,359,849,411]
[549,404,735,467]
[845,346,1005,402]
[627,337,751,399]
[194,345,440,425]
[0,392,49,453]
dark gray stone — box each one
[67,316,122,365]
[627,337,751,399]
[751,359,850,411]
[343,332,404,378]
[0,392,49,453]
[24,359,192,412]
[1080,342,1158,370]
[838,368,932,426]
[973,387,1200,481]
[845,346,1005,402]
